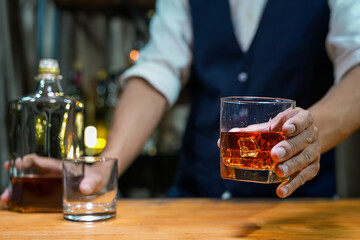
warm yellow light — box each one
[67,145,74,159]
[95,138,107,149]
[129,50,140,62]
[85,126,97,148]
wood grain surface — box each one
[1,199,360,239]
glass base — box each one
[63,202,116,222]
[221,167,289,183]
[64,212,116,222]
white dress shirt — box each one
[120,0,360,107]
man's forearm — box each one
[309,65,360,153]
[101,78,167,176]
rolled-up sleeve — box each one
[327,0,360,83]
[120,0,193,107]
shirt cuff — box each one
[119,62,181,107]
[334,48,360,83]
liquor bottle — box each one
[7,59,85,212]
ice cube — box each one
[238,134,260,157]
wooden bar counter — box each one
[1,198,360,239]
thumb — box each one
[79,177,96,195]
[4,161,9,171]
[79,170,103,195]
[1,188,10,205]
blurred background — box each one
[0,0,190,198]
[0,0,359,198]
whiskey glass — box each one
[220,97,295,183]
[63,156,118,221]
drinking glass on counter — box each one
[220,97,295,183]
[62,156,118,221]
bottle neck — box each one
[35,75,63,96]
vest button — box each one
[221,190,232,200]
[238,72,248,82]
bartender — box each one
[2,0,360,202]
[100,0,360,198]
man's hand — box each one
[1,154,63,206]
[0,161,10,206]
[1,154,112,207]
[218,107,321,198]
[271,107,321,198]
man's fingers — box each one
[79,178,97,195]
[276,159,320,198]
[219,123,277,148]
[269,108,297,132]
[4,161,9,171]
[15,157,24,170]
[275,142,321,177]
[13,154,62,175]
[282,109,314,137]
[269,108,313,136]
[23,154,62,172]
[0,188,10,205]
[228,128,242,132]
[271,125,317,163]
[79,165,105,195]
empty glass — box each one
[63,156,118,221]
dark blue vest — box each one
[169,0,335,197]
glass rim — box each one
[62,156,117,163]
[221,96,295,104]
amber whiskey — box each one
[9,175,63,212]
[220,131,287,182]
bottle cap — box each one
[38,59,60,74]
